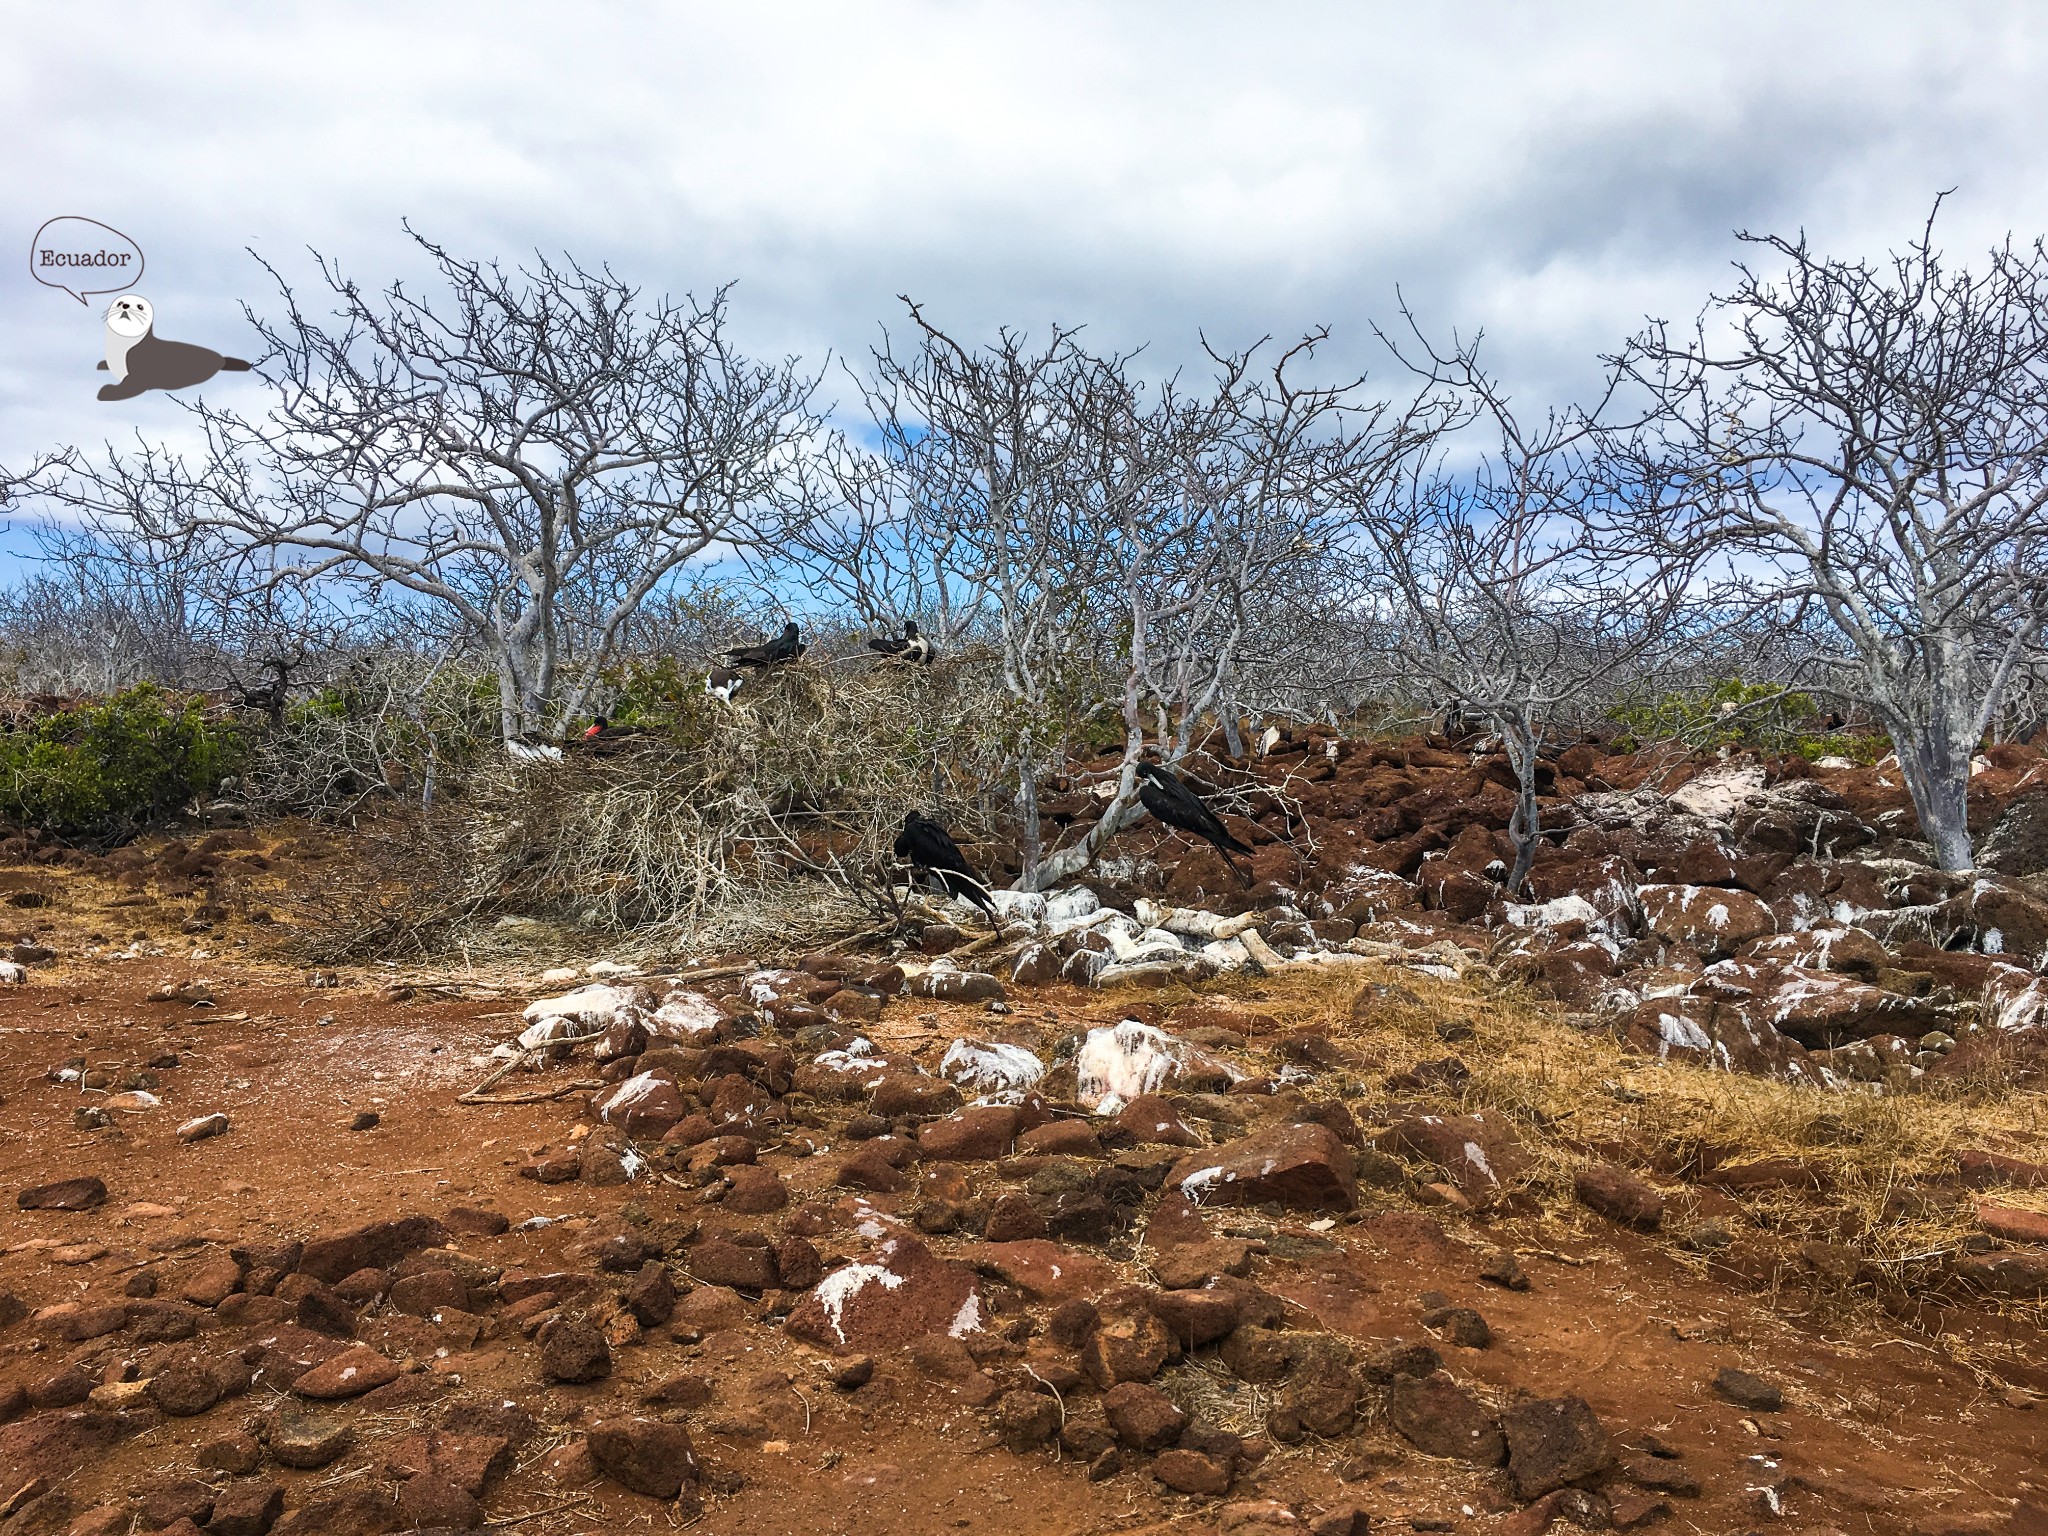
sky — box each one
[4,0,2048,564]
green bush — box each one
[1613,677,1883,760]
[0,686,244,843]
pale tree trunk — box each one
[1025,725,1148,891]
[1013,736,1044,887]
[1500,713,1543,896]
[1883,706,1977,871]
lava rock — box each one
[1387,1370,1505,1464]
[1574,1163,1666,1230]
[267,1404,355,1469]
[1501,1394,1614,1499]
[1103,1382,1188,1451]
[1711,1366,1784,1412]
[205,1479,284,1536]
[1165,1123,1357,1212]
[586,1417,699,1499]
[16,1176,107,1211]
[993,1388,1062,1452]
[539,1320,613,1384]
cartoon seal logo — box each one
[96,293,252,400]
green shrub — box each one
[0,686,244,843]
[1613,677,1884,760]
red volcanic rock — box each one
[1165,1124,1357,1212]
[784,1236,983,1352]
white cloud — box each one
[5,0,2048,480]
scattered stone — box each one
[443,1206,511,1238]
[586,1417,699,1499]
[267,1404,355,1469]
[1608,1492,1672,1530]
[1308,1505,1373,1536]
[1387,1370,1504,1464]
[539,1320,613,1384]
[1711,1366,1785,1412]
[907,969,1005,1003]
[298,1215,451,1283]
[644,1373,713,1410]
[973,1239,1117,1302]
[16,1176,106,1211]
[1421,1304,1491,1349]
[202,1479,283,1536]
[785,1236,983,1352]
[1957,1149,2048,1189]
[268,1488,399,1536]
[1103,1381,1188,1450]
[993,1388,1062,1452]
[387,1268,467,1317]
[1637,883,1777,953]
[180,1254,244,1308]
[1153,1448,1233,1496]
[177,1113,231,1143]
[1148,1283,1247,1349]
[293,1343,401,1399]
[1167,1123,1357,1211]
[1149,1238,1257,1289]
[348,1111,379,1132]
[1501,1395,1614,1499]
[1114,1094,1201,1146]
[1575,1163,1666,1229]
[295,1283,359,1339]
[919,1105,1023,1161]
[623,1262,677,1326]
[1954,1251,2048,1297]
[146,1359,223,1417]
[1502,1488,1612,1536]
[1377,1112,1531,1198]
[593,1071,693,1139]
[722,1163,789,1213]
[1081,1309,1174,1388]
[1978,1202,2048,1245]
[138,1480,218,1530]
[396,1473,480,1531]
[689,1236,777,1290]
[196,1434,264,1477]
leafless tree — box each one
[20,231,822,739]
[1623,205,2048,869]
[0,513,348,702]
[1342,333,1700,893]
[800,307,1448,888]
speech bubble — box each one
[29,216,145,305]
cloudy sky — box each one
[6,0,2048,504]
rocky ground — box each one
[0,735,2046,1536]
[1012,733,2048,1093]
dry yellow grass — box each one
[1154,961,2048,1330]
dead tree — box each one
[1343,334,1698,895]
[1623,204,2048,870]
[805,307,1447,889]
[22,230,822,740]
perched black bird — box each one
[706,667,744,704]
[868,619,935,665]
[894,810,1000,925]
[725,621,805,670]
[1135,760,1253,880]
